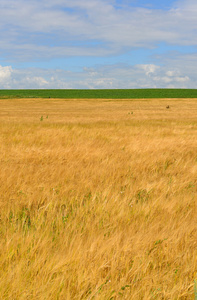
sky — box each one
[0,0,197,89]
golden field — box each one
[0,98,197,299]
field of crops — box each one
[1,89,197,99]
[0,98,197,299]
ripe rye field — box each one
[0,98,197,299]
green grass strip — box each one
[1,89,197,99]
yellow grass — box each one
[0,98,197,299]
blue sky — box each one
[0,0,197,88]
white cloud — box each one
[0,66,12,81]
[153,75,189,84]
[0,58,193,89]
[24,76,49,87]
[0,65,13,88]
[166,70,178,77]
[137,64,160,76]
[0,0,197,61]
[175,76,189,82]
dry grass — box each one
[0,98,197,299]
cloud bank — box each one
[0,56,193,89]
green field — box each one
[1,89,197,99]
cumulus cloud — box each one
[166,70,179,77]
[0,57,193,89]
[0,66,12,81]
[0,65,13,88]
[136,64,160,76]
